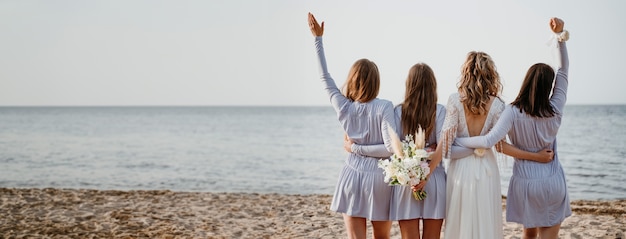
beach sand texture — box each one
[0,188,624,239]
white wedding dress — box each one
[442,93,504,239]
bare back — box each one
[464,96,496,137]
[440,93,505,159]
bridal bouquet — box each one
[378,125,431,200]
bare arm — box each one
[497,141,554,163]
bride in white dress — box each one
[423,51,505,239]
[443,93,504,239]
[420,50,557,239]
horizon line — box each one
[0,103,625,107]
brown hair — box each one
[401,63,437,138]
[458,51,502,115]
[511,63,556,117]
[342,58,380,102]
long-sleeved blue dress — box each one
[314,36,396,221]
[455,41,571,228]
[351,104,475,221]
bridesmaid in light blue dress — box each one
[308,13,397,239]
[347,63,472,239]
[454,17,571,239]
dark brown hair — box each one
[400,63,437,138]
[511,63,556,117]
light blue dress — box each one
[352,104,474,220]
[455,41,571,228]
[392,105,448,220]
[314,36,397,221]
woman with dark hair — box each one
[308,13,397,239]
[454,17,571,239]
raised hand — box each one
[308,12,324,37]
[550,17,564,33]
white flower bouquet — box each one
[378,125,431,200]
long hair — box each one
[458,51,502,115]
[342,58,380,103]
[400,63,437,138]
[511,63,556,117]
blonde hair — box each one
[401,63,437,138]
[458,51,502,115]
[342,58,380,102]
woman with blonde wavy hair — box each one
[445,50,506,239]
[422,50,510,239]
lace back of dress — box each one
[441,95,460,159]
[441,94,461,170]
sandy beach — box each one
[0,188,623,238]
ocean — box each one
[0,105,624,200]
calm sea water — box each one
[0,105,624,200]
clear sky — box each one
[1,0,624,106]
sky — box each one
[1,0,625,106]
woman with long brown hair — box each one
[308,13,396,239]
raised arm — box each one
[549,17,569,114]
[309,13,351,113]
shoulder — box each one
[371,98,394,109]
[447,93,460,102]
[436,104,446,115]
[492,96,506,110]
[394,104,403,114]
[378,98,393,106]
[436,104,446,111]
[500,104,521,119]
[445,93,461,110]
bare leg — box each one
[343,214,367,239]
[371,220,392,239]
[522,227,538,239]
[422,219,444,239]
[538,224,561,239]
[398,219,420,239]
